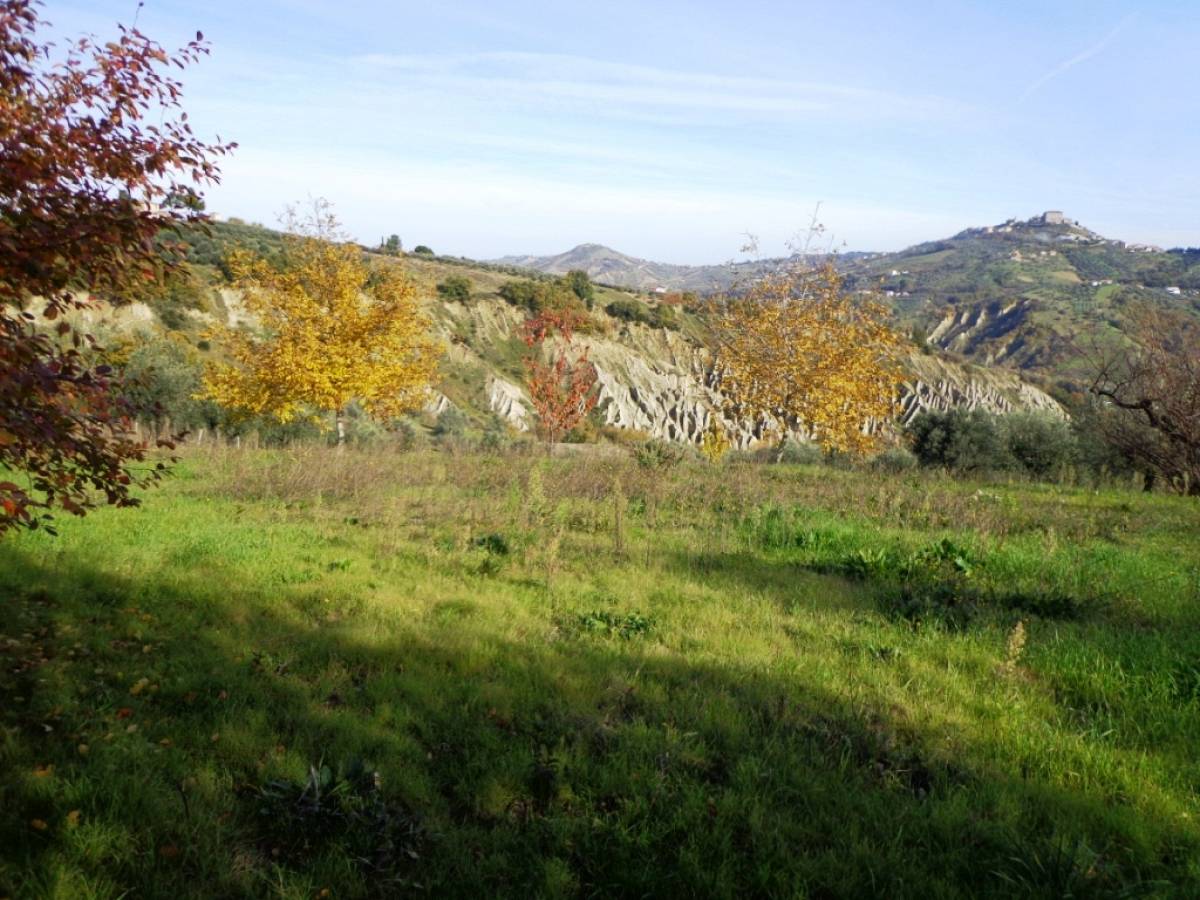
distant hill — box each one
[494,243,776,293]
[839,212,1200,376]
[500,213,1200,379]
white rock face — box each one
[487,377,531,431]
[424,393,452,416]
[584,338,721,443]
[898,355,1065,424]
[437,297,1066,447]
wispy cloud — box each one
[1021,14,1138,100]
[355,51,969,122]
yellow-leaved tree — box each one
[205,203,440,442]
[710,263,903,455]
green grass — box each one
[2,447,1199,898]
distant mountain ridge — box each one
[837,211,1200,375]
[494,243,780,292]
[497,213,1200,378]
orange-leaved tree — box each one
[0,0,233,533]
[204,203,440,443]
[710,263,903,455]
[520,310,599,446]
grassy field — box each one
[2,447,1199,898]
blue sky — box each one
[49,1,1200,262]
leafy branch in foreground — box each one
[0,0,233,533]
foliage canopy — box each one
[0,0,232,533]
[205,207,440,437]
[711,264,903,455]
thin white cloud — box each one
[1022,14,1138,100]
[355,50,968,122]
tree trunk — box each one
[336,408,346,449]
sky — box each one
[47,1,1200,263]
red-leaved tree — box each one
[0,0,233,533]
[520,310,599,446]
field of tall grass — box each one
[2,446,1198,897]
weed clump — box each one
[251,759,427,888]
[882,581,978,630]
[470,532,510,556]
[634,439,686,470]
[562,609,654,640]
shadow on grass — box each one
[665,550,872,627]
[668,544,1097,632]
[0,547,1194,899]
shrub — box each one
[432,407,469,450]
[910,325,933,355]
[881,581,977,631]
[1068,399,1135,480]
[391,417,427,450]
[499,279,586,318]
[699,421,731,462]
[908,409,1080,480]
[562,270,595,307]
[337,404,392,447]
[634,438,687,469]
[436,275,472,303]
[649,303,679,329]
[147,266,209,330]
[232,414,324,448]
[116,334,221,433]
[563,417,600,443]
[479,420,511,453]
[871,447,918,473]
[412,245,434,256]
[777,439,824,465]
[471,532,510,556]
[722,448,759,465]
[907,410,1016,473]
[574,609,653,639]
[1003,412,1077,477]
[604,297,678,329]
[604,297,651,324]
[600,425,652,446]
[498,279,538,309]
[253,759,425,879]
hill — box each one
[840,212,1200,377]
[503,214,1200,381]
[495,243,772,293]
[59,218,1064,451]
